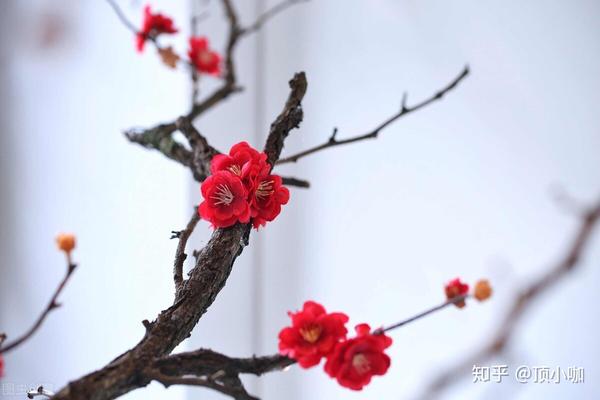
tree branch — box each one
[374,294,470,334]
[146,369,256,400]
[418,197,600,399]
[175,116,311,187]
[150,349,294,399]
[281,176,310,188]
[175,117,219,181]
[155,348,295,378]
[124,124,190,167]
[1,262,77,354]
[51,68,308,400]
[276,65,469,164]
[173,208,201,293]
[264,72,308,166]
[241,0,309,36]
[105,0,138,35]
[122,0,308,181]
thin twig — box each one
[276,65,470,164]
[105,0,138,34]
[418,197,600,400]
[1,262,77,353]
[146,369,257,400]
[122,0,306,170]
[173,209,201,293]
[155,348,295,378]
[105,0,196,69]
[375,295,470,334]
[242,0,310,35]
[281,176,310,188]
[190,4,205,104]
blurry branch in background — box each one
[276,65,469,164]
[418,195,600,400]
[105,0,138,34]
[106,0,195,69]
[241,0,309,35]
[0,257,77,354]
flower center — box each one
[197,51,213,65]
[299,325,322,344]
[228,164,242,176]
[255,180,274,199]
[210,184,234,206]
[352,353,371,375]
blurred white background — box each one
[1,1,599,400]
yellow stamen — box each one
[352,354,371,375]
[299,325,322,344]
[255,180,274,199]
[228,164,242,176]
[210,184,234,205]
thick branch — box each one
[264,72,308,166]
[276,66,469,164]
[52,69,308,400]
[1,262,77,354]
[149,349,294,399]
[175,117,219,181]
[419,198,600,399]
[52,223,251,400]
[155,348,294,378]
[124,124,189,166]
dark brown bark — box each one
[53,224,251,400]
[51,71,309,400]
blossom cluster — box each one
[137,5,221,75]
[199,142,290,229]
[278,301,392,390]
[445,277,493,308]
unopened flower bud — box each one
[55,233,76,253]
[445,278,469,308]
[473,279,492,301]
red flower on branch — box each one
[199,171,250,228]
[202,142,289,229]
[0,353,4,378]
[188,36,221,76]
[324,323,392,390]
[136,5,178,53]
[249,175,290,229]
[445,277,469,308]
[211,142,268,179]
[279,301,349,368]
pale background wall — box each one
[1,1,599,400]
